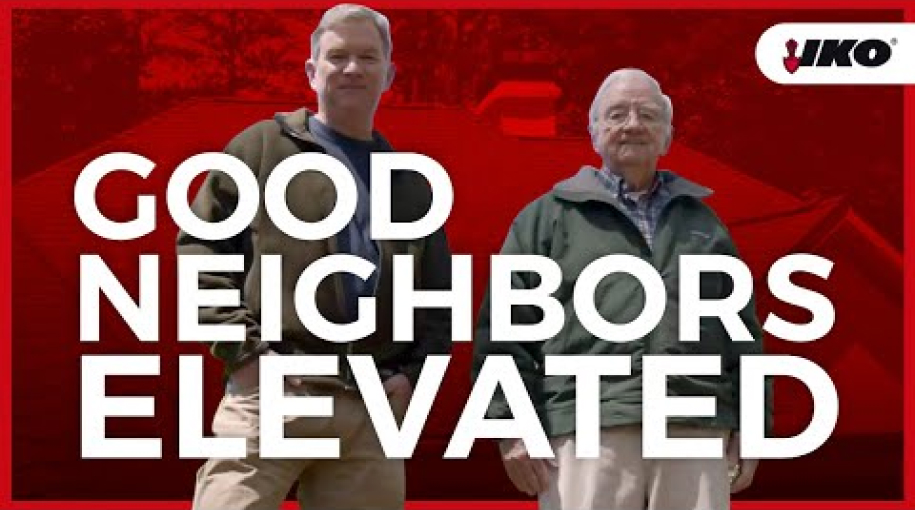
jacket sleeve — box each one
[399,225,454,388]
[472,199,551,419]
[723,238,774,436]
[175,123,269,375]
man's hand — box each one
[382,373,413,400]
[229,350,304,391]
[726,431,759,494]
[499,438,551,497]
[382,373,412,422]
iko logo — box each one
[757,23,915,84]
[783,38,892,73]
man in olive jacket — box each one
[182,5,452,509]
[472,68,770,510]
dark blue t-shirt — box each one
[308,117,391,320]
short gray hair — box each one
[587,68,673,136]
[310,4,393,61]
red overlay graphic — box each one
[2,2,914,510]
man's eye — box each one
[640,110,661,122]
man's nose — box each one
[621,110,645,130]
[343,57,362,74]
[623,110,642,129]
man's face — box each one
[306,19,394,116]
[592,78,671,168]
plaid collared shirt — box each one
[596,167,672,249]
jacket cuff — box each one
[219,341,271,375]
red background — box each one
[3,2,914,509]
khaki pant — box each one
[539,426,731,510]
[192,381,404,510]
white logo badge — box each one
[756,23,915,84]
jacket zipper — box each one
[279,119,380,390]
[644,201,676,356]
[587,194,683,356]
[372,240,383,297]
[327,232,357,391]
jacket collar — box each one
[274,107,394,150]
[553,166,713,207]
[274,107,322,147]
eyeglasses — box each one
[600,107,666,128]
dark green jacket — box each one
[473,167,772,437]
[176,107,452,387]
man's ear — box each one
[661,125,674,155]
[383,61,397,92]
[305,59,317,89]
[588,123,601,154]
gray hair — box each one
[310,4,393,61]
[587,68,673,137]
